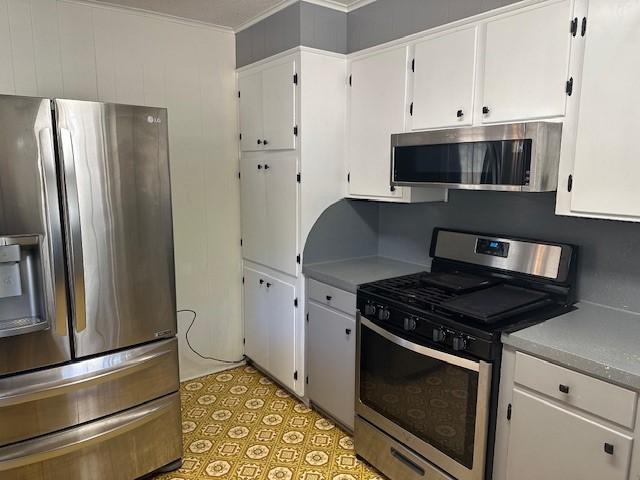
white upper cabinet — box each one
[238,59,296,151]
[240,151,299,277]
[238,72,264,152]
[562,0,640,220]
[480,0,573,124]
[262,61,296,150]
[411,27,478,130]
[348,47,407,200]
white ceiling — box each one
[90,0,365,30]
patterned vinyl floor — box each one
[155,365,384,480]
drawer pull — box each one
[390,448,425,476]
[604,443,615,455]
[345,329,351,335]
[559,384,570,394]
[326,295,333,301]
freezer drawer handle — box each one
[0,346,172,408]
[0,394,177,471]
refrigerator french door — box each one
[55,99,177,358]
[0,95,71,376]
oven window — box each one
[393,139,532,186]
[360,324,479,469]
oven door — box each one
[356,315,492,480]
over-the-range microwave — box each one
[391,122,562,192]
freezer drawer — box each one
[0,338,179,447]
[0,392,182,480]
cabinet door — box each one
[243,267,268,368]
[307,302,355,430]
[412,27,478,130]
[348,48,407,200]
[506,389,632,480]
[240,153,268,266]
[569,0,640,219]
[239,71,264,152]
[266,276,296,391]
[481,0,572,123]
[265,151,298,277]
[262,60,296,151]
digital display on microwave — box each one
[476,238,509,258]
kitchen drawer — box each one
[514,352,637,429]
[308,279,356,315]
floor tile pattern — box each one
[155,365,384,480]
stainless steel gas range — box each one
[355,228,578,480]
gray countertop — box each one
[303,256,426,293]
[503,302,640,391]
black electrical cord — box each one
[178,309,246,364]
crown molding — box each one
[60,0,234,33]
[234,0,298,33]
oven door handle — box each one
[360,316,481,372]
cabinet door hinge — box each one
[410,102,414,116]
[567,174,573,192]
[296,254,301,264]
[347,172,351,183]
[238,171,241,179]
[294,298,298,307]
[297,173,301,183]
[293,73,298,85]
[242,276,245,284]
[294,125,298,136]
[348,74,352,86]
[293,370,298,381]
[306,313,309,323]
[565,77,574,96]
[411,58,415,72]
[581,17,587,36]
[570,17,578,36]
[305,376,309,385]
[507,403,512,421]
[243,337,246,345]
[240,238,243,246]
[239,133,242,141]
[238,91,241,98]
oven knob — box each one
[404,317,417,331]
[378,308,391,321]
[432,328,446,343]
[363,303,376,316]
[452,336,468,352]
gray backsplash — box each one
[378,190,640,312]
[304,199,379,264]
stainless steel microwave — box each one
[391,122,562,192]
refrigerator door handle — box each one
[38,128,67,337]
[58,128,87,333]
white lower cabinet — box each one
[243,266,297,391]
[307,298,356,430]
[506,389,632,480]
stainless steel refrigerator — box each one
[0,95,182,478]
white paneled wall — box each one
[0,0,242,380]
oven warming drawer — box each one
[356,416,454,480]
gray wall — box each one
[347,0,520,52]
[378,191,640,312]
[236,1,347,67]
[304,199,379,264]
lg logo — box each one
[146,115,162,124]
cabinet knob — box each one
[482,106,490,115]
[259,279,264,285]
[257,164,263,170]
[559,384,570,394]
[457,109,464,118]
[264,164,270,170]
[257,139,262,145]
[345,328,352,335]
[604,443,615,455]
[266,282,272,288]
[263,139,269,145]
[326,295,332,301]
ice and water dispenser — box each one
[0,234,50,338]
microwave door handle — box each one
[58,128,87,333]
[360,317,481,372]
